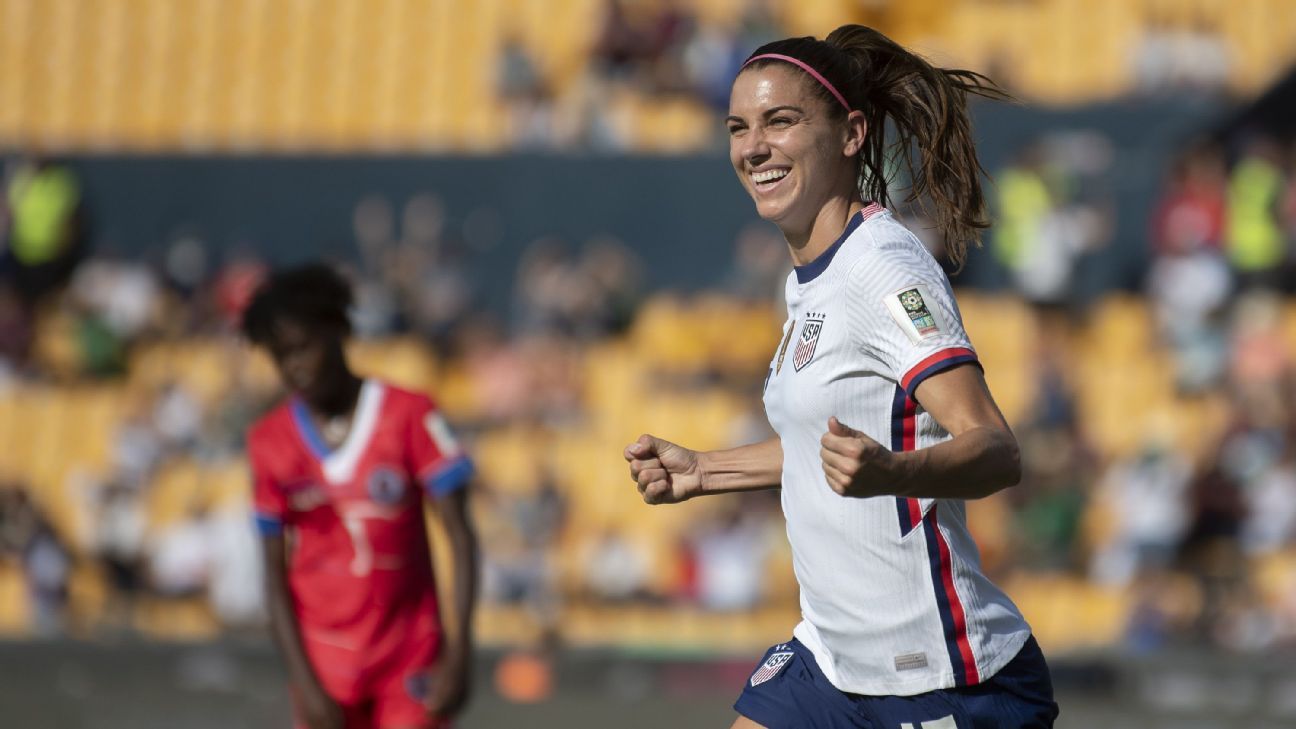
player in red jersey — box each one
[242,264,478,729]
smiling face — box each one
[727,64,863,236]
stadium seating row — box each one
[0,0,1293,150]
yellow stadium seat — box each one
[146,458,205,531]
[0,558,30,635]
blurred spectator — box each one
[69,256,161,343]
[162,232,210,298]
[205,506,264,627]
[1010,428,1090,573]
[591,0,650,83]
[581,528,652,603]
[209,252,266,330]
[153,381,203,452]
[1283,139,1296,250]
[112,406,164,487]
[1228,291,1288,399]
[1180,457,1248,645]
[498,36,557,149]
[1132,11,1230,95]
[681,20,743,113]
[1148,142,1233,392]
[517,335,584,425]
[348,194,401,337]
[1242,439,1296,556]
[513,237,577,336]
[1,156,86,306]
[480,475,566,627]
[512,235,642,341]
[1090,436,1193,586]
[455,316,531,424]
[576,236,642,337]
[0,281,32,380]
[200,366,276,460]
[640,0,696,96]
[723,222,788,304]
[993,144,1059,305]
[1152,142,1227,257]
[688,500,771,612]
[1225,138,1286,290]
[93,478,147,631]
[0,484,70,636]
[149,505,211,599]
[996,134,1113,314]
[1146,249,1231,394]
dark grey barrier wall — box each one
[65,154,761,297]
[49,98,1225,312]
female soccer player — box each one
[243,265,478,729]
[624,25,1059,729]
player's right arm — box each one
[262,535,344,729]
[624,435,782,504]
[249,432,343,729]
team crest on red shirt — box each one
[405,672,430,701]
[792,313,825,372]
[367,466,407,505]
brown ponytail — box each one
[744,26,1009,270]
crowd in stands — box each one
[488,0,1271,153]
[4,126,1296,654]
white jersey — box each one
[761,203,1031,696]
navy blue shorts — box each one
[734,636,1059,729]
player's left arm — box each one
[405,394,479,720]
[425,483,478,720]
[820,362,1020,500]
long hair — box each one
[743,25,1009,270]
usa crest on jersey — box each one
[750,650,794,686]
[792,314,825,372]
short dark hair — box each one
[240,263,353,345]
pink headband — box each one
[743,53,852,113]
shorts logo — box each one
[792,314,825,372]
[367,467,406,505]
[898,288,938,337]
[749,651,794,686]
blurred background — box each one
[1,0,1295,727]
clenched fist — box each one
[819,417,897,497]
[623,434,704,505]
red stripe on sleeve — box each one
[900,347,977,392]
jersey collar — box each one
[290,378,386,484]
[793,202,883,284]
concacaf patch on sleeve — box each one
[883,284,949,344]
[749,650,795,686]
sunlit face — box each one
[726,64,861,232]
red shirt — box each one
[249,380,473,649]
